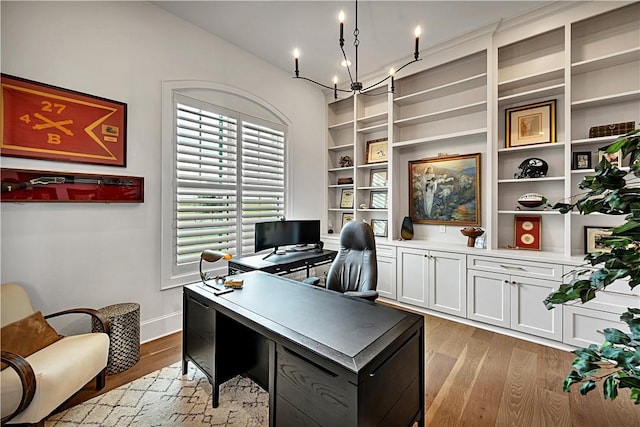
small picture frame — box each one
[505,99,556,148]
[572,151,592,170]
[514,215,541,250]
[474,235,486,249]
[342,213,354,227]
[371,219,388,237]
[597,149,623,167]
[370,169,387,187]
[366,138,388,164]
[369,190,388,209]
[340,188,354,208]
[584,226,612,254]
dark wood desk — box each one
[227,249,337,277]
[183,271,424,427]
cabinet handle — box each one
[503,280,510,285]
[500,264,525,271]
[511,281,518,285]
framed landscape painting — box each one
[409,153,481,225]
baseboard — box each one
[140,310,182,344]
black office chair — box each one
[306,221,378,301]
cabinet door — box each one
[397,247,429,308]
[563,306,628,348]
[510,276,562,341]
[376,256,397,300]
[428,251,467,317]
[467,269,510,328]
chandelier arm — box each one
[340,45,356,86]
[293,76,352,92]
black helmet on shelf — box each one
[515,158,549,179]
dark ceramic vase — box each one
[401,216,414,240]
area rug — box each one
[46,362,268,426]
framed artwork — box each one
[514,215,541,250]
[369,190,388,209]
[572,151,592,170]
[340,188,354,208]
[409,153,481,225]
[597,148,623,167]
[371,219,388,237]
[370,169,387,187]
[505,99,556,148]
[1,168,143,203]
[584,226,612,254]
[366,138,388,164]
[342,213,354,227]
[1,74,127,167]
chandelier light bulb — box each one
[338,10,345,23]
[333,75,338,84]
[415,26,422,38]
[293,48,300,59]
[293,48,300,77]
[389,67,396,76]
[414,26,421,60]
[340,60,352,67]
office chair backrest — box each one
[326,221,378,298]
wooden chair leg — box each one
[96,368,107,390]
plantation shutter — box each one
[174,96,286,264]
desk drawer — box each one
[185,294,215,377]
[276,345,356,427]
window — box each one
[163,89,287,288]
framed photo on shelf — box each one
[572,151,592,170]
[408,153,481,225]
[369,191,388,209]
[514,215,541,250]
[584,226,612,254]
[365,138,388,164]
[370,169,387,187]
[340,188,354,208]
[342,213,354,227]
[505,99,556,148]
[370,219,388,237]
[597,148,623,167]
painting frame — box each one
[340,188,354,208]
[597,148,623,167]
[409,153,481,225]
[505,99,556,148]
[584,226,612,254]
[371,219,388,237]
[572,151,592,170]
[342,213,354,227]
[370,169,387,187]
[1,74,127,167]
[365,138,388,164]
[514,215,541,251]
[369,190,388,209]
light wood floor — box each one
[59,313,640,426]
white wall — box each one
[0,1,326,341]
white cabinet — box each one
[376,244,396,300]
[467,256,563,341]
[397,247,467,316]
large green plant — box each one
[544,129,640,404]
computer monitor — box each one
[254,220,320,254]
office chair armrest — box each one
[302,277,321,286]
[344,290,378,301]
[1,351,36,424]
[45,308,111,334]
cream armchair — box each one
[0,283,110,425]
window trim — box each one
[161,81,290,290]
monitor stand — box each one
[263,247,285,260]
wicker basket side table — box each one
[91,302,140,375]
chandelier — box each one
[292,0,421,99]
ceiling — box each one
[153,1,553,90]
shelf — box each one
[498,176,565,184]
[394,101,486,127]
[328,166,354,173]
[328,120,354,131]
[357,162,388,170]
[498,67,564,93]
[357,208,388,212]
[572,90,640,110]
[357,123,387,134]
[394,73,487,107]
[328,143,354,151]
[328,184,354,188]
[393,128,487,148]
[328,208,354,212]
[571,135,627,146]
[357,111,387,125]
[498,210,560,215]
[498,83,564,105]
[357,186,388,191]
[572,47,640,75]
[498,142,564,153]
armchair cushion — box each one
[1,312,62,370]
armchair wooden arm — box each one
[45,308,111,335]
[1,351,36,425]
